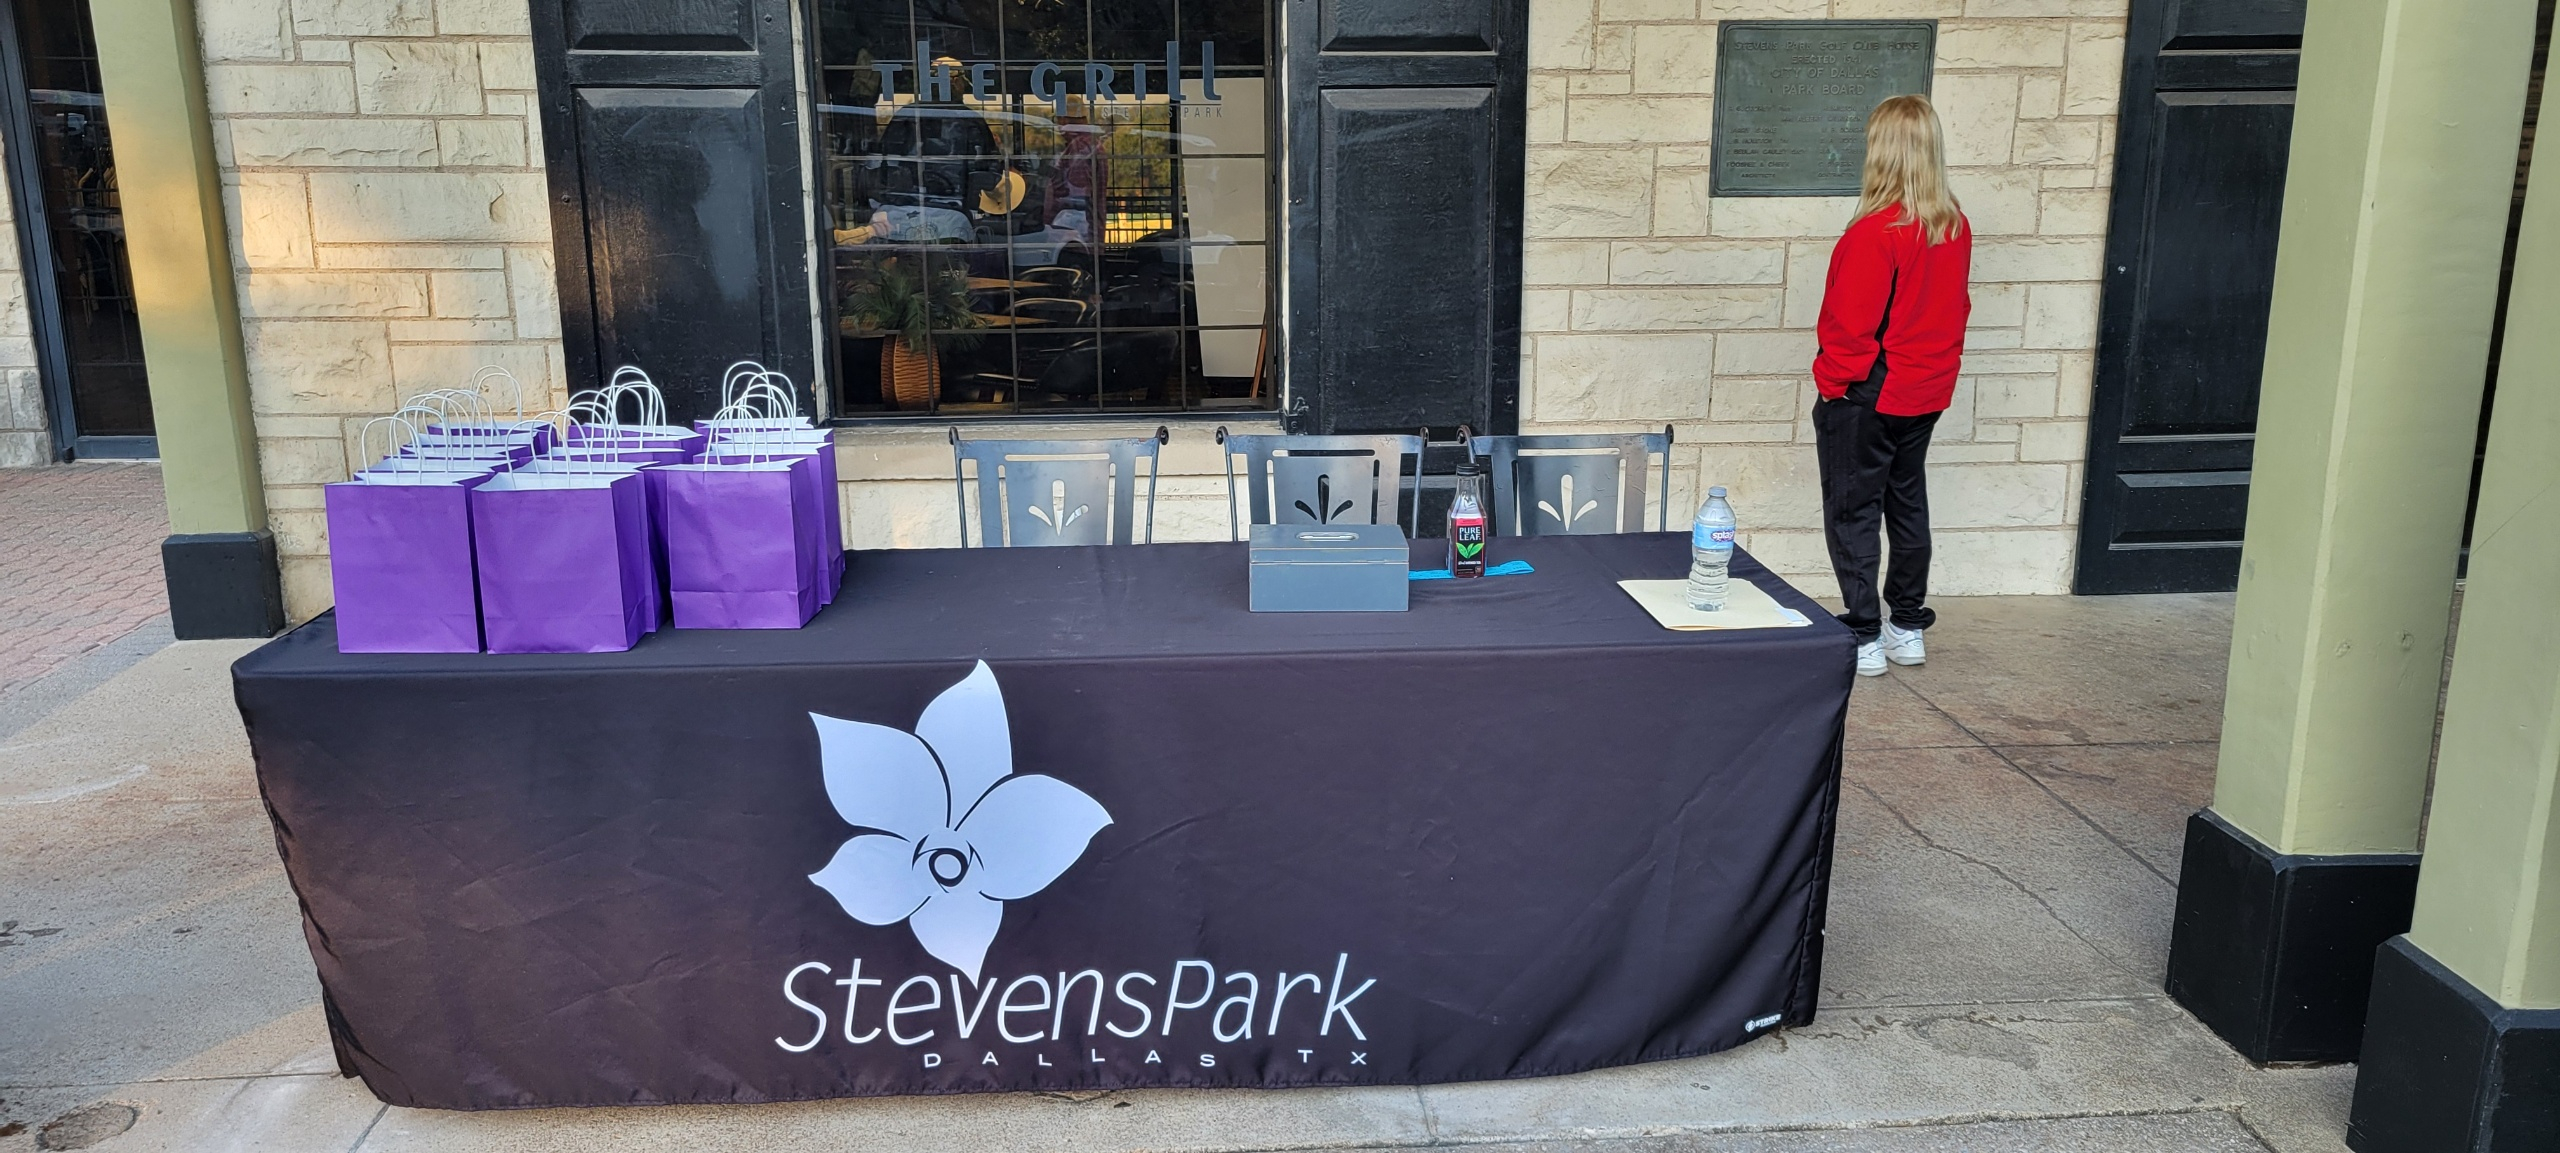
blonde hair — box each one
[1856,95,1963,246]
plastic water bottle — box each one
[1687,486,1736,610]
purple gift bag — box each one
[702,431,840,604]
[660,460,820,629]
[326,470,490,653]
[470,471,655,653]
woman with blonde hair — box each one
[1811,93,1972,678]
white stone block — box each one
[1526,240,1612,286]
[2037,187,2109,234]
[229,118,438,166]
[1972,237,2104,282]
[1702,0,1823,14]
[1709,376,1801,423]
[1529,74,1567,144]
[200,0,293,60]
[291,0,434,37]
[1932,72,2018,166]
[355,41,485,116]
[1930,462,2071,527]
[1782,239,1836,327]
[1569,95,1715,144]
[1712,330,1820,375]
[1928,528,2076,595]
[438,0,534,36]
[2013,119,2100,165]
[500,251,554,337]
[1963,0,2127,15]
[1523,288,1573,332]
[316,245,505,270]
[1949,168,2040,235]
[244,320,395,414]
[2057,351,2095,417]
[206,63,355,114]
[2023,282,2101,348]
[389,342,553,401]
[2064,25,2127,116]
[297,40,352,63]
[231,172,313,268]
[437,119,527,167]
[431,270,512,318]
[1527,0,1597,71]
[2018,419,2090,462]
[1692,444,1823,530]
[1593,23,1634,71]
[244,271,430,318]
[1568,73,1632,97]
[1526,148,1655,238]
[1654,168,1713,237]
[1970,282,2026,327]
[1831,0,1965,15]
[1597,0,1694,19]
[2018,73,2064,119]
[1532,333,1715,422]
[1632,25,1717,94]
[1571,287,1783,330]
[1963,327,2025,351]
[388,319,515,342]
[1937,23,2069,69]
[1608,241,1787,285]
[1971,373,2060,418]
[308,173,552,243]
[1711,196,1858,239]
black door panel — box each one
[1285,0,1524,437]
[533,0,813,424]
[1315,88,1494,432]
[2075,0,2302,593]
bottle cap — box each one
[1457,460,1480,476]
[1709,486,1727,498]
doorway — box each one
[0,0,153,461]
[2073,0,2302,594]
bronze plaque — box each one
[1711,21,1937,197]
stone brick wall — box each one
[1524,0,2125,594]
[197,0,561,618]
[0,121,46,468]
[185,0,2126,619]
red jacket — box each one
[1812,207,1973,416]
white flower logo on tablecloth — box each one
[807,661,1111,982]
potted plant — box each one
[842,254,982,410]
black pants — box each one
[1813,396,1939,642]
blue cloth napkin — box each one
[1410,559,1536,581]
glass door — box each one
[2,0,153,458]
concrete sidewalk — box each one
[0,593,2361,1152]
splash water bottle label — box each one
[1693,525,1735,551]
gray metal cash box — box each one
[1247,523,1410,612]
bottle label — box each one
[1693,525,1735,551]
[1451,516,1487,561]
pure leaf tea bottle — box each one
[1447,460,1488,578]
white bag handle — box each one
[356,413,419,475]
[471,365,527,421]
[721,360,773,413]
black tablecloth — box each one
[234,534,1853,1109]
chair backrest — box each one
[951,427,1166,547]
[1472,428,1674,537]
[1215,430,1426,540]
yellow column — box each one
[2164,0,2536,1066]
[2344,54,2560,1153]
[89,0,280,636]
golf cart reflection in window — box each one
[818,0,1271,416]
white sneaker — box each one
[1881,621,1926,666]
[1856,639,1887,677]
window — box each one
[816,0,1273,418]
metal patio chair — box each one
[951,426,1167,547]
[1470,427,1675,537]
[1214,428,1426,540]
